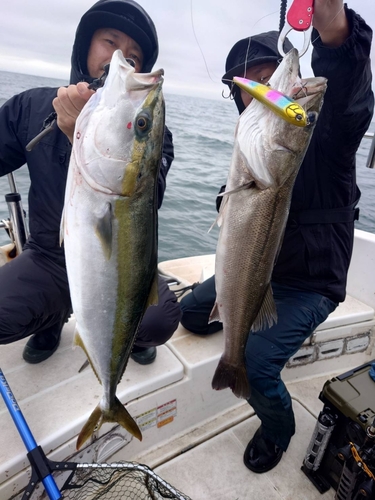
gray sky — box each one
[0,0,374,100]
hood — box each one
[222,31,293,114]
[70,0,158,84]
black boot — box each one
[243,426,283,473]
[23,310,71,364]
[130,345,157,365]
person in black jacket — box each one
[0,0,181,365]
[180,0,374,473]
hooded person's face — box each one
[87,28,144,77]
[239,61,278,108]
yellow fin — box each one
[251,284,278,332]
[76,397,142,450]
[74,329,102,384]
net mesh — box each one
[32,462,192,500]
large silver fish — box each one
[210,49,327,399]
[61,50,165,449]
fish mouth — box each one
[101,50,164,95]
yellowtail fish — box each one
[210,49,327,399]
[61,49,165,449]
[233,76,311,127]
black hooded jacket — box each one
[218,7,373,303]
[0,0,173,259]
[272,8,373,303]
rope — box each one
[279,0,288,33]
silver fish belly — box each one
[61,50,165,449]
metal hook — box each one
[278,23,313,58]
[222,81,235,100]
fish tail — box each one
[211,358,250,400]
[76,397,142,450]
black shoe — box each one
[130,345,157,365]
[243,426,283,473]
[23,310,71,364]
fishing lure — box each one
[233,76,311,127]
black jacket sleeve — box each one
[0,92,29,176]
[157,125,174,208]
[310,6,374,171]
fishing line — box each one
[190,0,217,84]
[189,0,279,88]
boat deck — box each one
[0,229,374,499]
[0,321,351,500]
[154,376,337,500]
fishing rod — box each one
[0,369,62,500]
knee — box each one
[0,308,23,343]
[180,309,221,335]
[180,289,221,335]
[137,294,182,346]
[245,339,280,394]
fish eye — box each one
[137,117,148,130]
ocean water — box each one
[0,70,374,263]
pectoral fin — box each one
[212,182,254,230]
[251,284,278,332]
[209,301,221,323]
[95,202,112,260]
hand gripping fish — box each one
[61,50,165,449]
[210,49,327,400]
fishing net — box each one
[25,461,192,500]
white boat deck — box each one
[0,229,374,500]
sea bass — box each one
[61,50,165,449]
[210,48,327,399]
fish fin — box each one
[59,206,65,246]
[146,273,159,307]
[76,397,142,450]
[95,202,112,260]
[251,284,278,332]
[208,215,219,233]
[209,302,221,323]
[74,330,102,384]
[213,181,255,230]
[220,182,254,197]
[212,357,250,399]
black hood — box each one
[222,31,293,114]
[70,0,159,84]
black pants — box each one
[0,245,181,347]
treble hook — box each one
[222,80,235,100]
